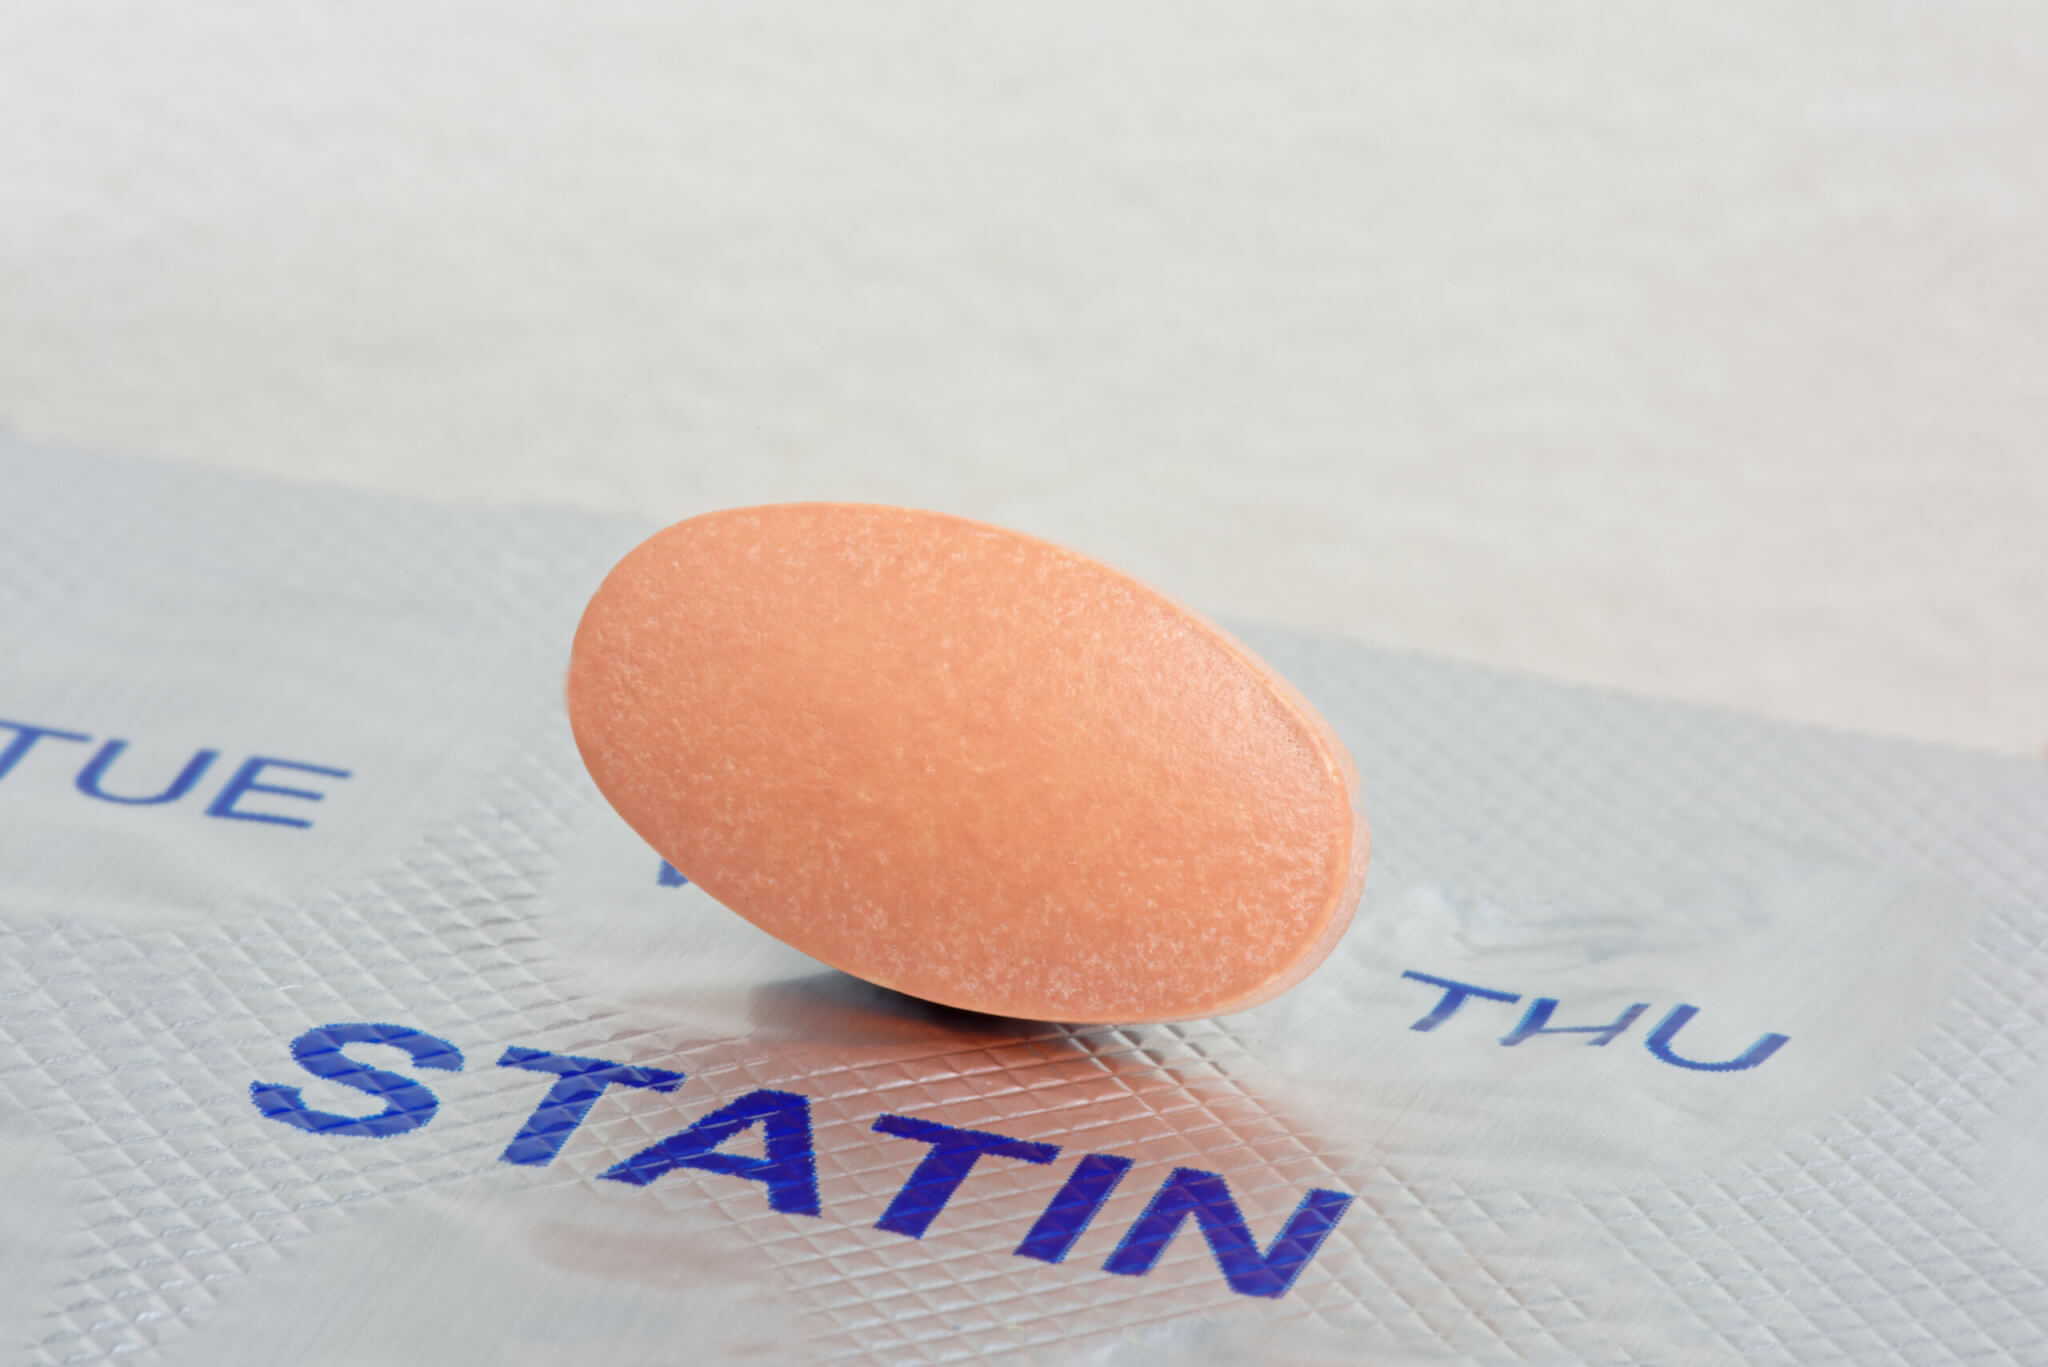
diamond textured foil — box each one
[2,436,2045,1365]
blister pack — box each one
[2,435,2044,1365]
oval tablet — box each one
[566,504,1367,1024]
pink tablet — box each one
[567,504,1367,1023]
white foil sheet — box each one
[2,435,2045,1365]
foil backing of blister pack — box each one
[2,435,2045,1365]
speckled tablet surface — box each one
[566,504,1368,1023]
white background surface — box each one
[2,4,2042,756]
